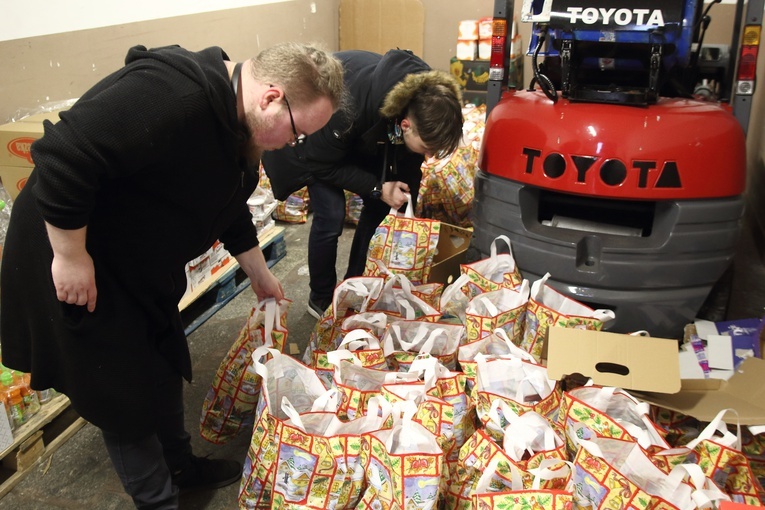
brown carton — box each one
[427,222,472,285]
[339,0,424,56]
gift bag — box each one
[470,457,575,510]
[305,276,385,366]
[329,355,419,421]
[572,435,730,510]
[341,311,390,340]
[522,273,616,359]
[357,401,445,510]
[270,396,391,509]
[345,190,363,225]
[439,273,473,324]
[464,281,530,346]
[416,144,478,229]
[364,193,441,285]
[652,409,765,505]
[368,272,441,322]
[410,356,476,459]
[312,329,388,387]
[460,235,523,298]
[474,355,563,441]
[239,347,338,509]
[458,328,538,393]
[382,319,465,372]
[200,298,290,444]
[274,187,310,223]
[448,408,567,509]
[380,380,457,461]
[558,384,669,459]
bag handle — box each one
[686,408,740,450]
[528,458,575,491]
[663,463,731,509]
[388,193,414,217]
[474,456,524,494]
[492,328,538,363]
[338,328,380,350]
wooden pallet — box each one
[180,225,287,335]
[0,394,86,499]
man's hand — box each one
[234,245,285,301]
[380,181,410,210]
[46,223,98,312]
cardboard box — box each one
[0,165,32,200]
[0,109,63,168]
[339,0,424,56]
[545,327,765,425]
[427,222,472,285]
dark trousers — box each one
[306,177,420,300]
[101,353,191,510]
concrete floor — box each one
[1,211,764,509]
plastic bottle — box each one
[17,371,40,417]
[1,371,25,427]
[0,181,13,247]
[0,374,16,433]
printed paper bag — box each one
[522,273,616,359]
[312,329,388,387]
[652,409,765,506]
[381,319,465,371]
[471,457,575,510]
[357,401,445,510]
[341,311,389,340]
[200,298,290,444]
[305,276,385,366]
[464,280,530,346]
[330,356,419,421]
[439,273,473,324]
[474,355,563,441]
[558,384,669,460]
[417,144,477,229]
[369,273,441,322]
[571,435,729,510]
[447,410,567,509]
[364,193,441,285]
[381,381,457,461]
[461,235,523,298]
[270,396,392,509]
[458,328,538,393]
[239,347,338,509]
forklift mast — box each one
[486,0,761,134]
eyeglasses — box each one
[283,96,306,147]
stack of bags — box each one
[202,234,765,509]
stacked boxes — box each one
[0,109,66,199]
[450,17,524,106]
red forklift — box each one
[473,0,761,338]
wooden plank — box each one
[0,396,86,500]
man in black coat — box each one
[262,49,463,317]
[0,43,344,509]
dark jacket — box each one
[261,50,429,201]
[0,45,259,437]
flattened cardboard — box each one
[633,356,765,425]
[546,326,765,425]
[339,0,424,56]
[427,222,472,285]
[546,327,681,393]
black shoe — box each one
[307,295,331,319]
[171,455,241,493]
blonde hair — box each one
[250,42,345,110]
